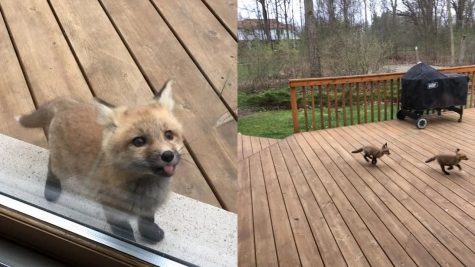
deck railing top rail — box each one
[289,66,475,87]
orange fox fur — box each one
[17,80,183,242]
[352,143,390,165]
[425,148,468,175]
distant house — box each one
[237,19,299,41]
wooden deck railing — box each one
[289,65,475,133]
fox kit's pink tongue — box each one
[164,165,174,175]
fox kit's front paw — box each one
[138,218,164,243]
[44,170,62,202]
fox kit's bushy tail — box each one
[425,156,436,163]
[16,97,77,129]
[352,148,364,153]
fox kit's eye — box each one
[165,130,173,140]
[132,137,146,147]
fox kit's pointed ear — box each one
[383,142,388,148]
[94,98,117,129]
[456,148,460,154]
[154,80,175,111]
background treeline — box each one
[239,0,475,95]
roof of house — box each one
[238,19,295,31]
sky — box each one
[238,0,456,28]
[238,0,304,27]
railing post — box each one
[290,86,300,133]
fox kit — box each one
[425,148,468,175]
[16,80,183,242]
[352,143,390,164]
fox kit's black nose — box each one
[161,151,174,162]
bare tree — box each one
[364,0,369,27]
[257,0,272,42]
[448,0,455,65]
[451,0,468,29]
[304,0,322,76]
[399,0,438,60]
[283,0,291,38]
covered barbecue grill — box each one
[397,62,469,129]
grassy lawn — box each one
[239,105,400,139]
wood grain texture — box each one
[319,129,437,267]
[48,0,221,208]
[249,153,278,267]
[284,137,347,267]
[313,130,417,267]
[240,107,475,267]
[259,147,300,267]
[0,0,91,104]
[250,136,261,155]
[258,137,269,150]
[334,126,462,266]
[345,126,470,265]
[99,0,234,211]
[48,0,149,104]
[0,8,47,148]
[238,159,256,267]
[238,133,244,161]
[241,134,253,160]
[151,0,237,111]
[270,143,324,267]
[295,133,371,267]
[201,0,237,38]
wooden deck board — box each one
[201,0,237,38]
[259,148,300,267]
[292,134,369,267]
[258,137,270,150]
[151,0,237,111]
[239,109,475,266]
[348,123,475,266]
[270,142,324,267]
[359,123,475,241]
[238,133,244,161]
[239,134,280,160]
[241,135,253,164]
[311,130,420,267]
[327,128,441,267]
[345,123,475,234]
[250,136,262,155]
[368,120,475,204]
[300,133,394,267]
[285,136,348,267]
[376,120,475,192]
[249,153,278,267]
[0,0,235,211]
[238,158,256,267]
[0,10,47,148]
[337,125,464,267]
[0,0,92,104]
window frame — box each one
[0,193,196,267]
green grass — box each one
[238,105,400,139]
[238,110,299,139]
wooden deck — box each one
[0,0,237,212]
[237,133,279,161]
[239,109,475,267]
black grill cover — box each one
[401,63,468,110]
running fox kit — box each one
[352,143,391,164]
[16,80,182,242]
[425,148,468,175]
